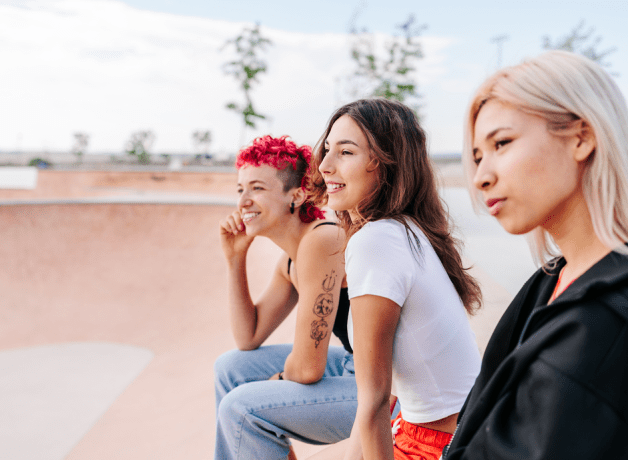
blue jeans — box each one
[214,344,358,460]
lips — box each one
[486,198,504,208]
[326,182,345,193]
[485,198,506,216]
[241,212,260,222]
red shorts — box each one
[392,413,453,460]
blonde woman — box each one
[442,50,628,459]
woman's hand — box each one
[219,210,255,262]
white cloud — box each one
[0,0,457,156]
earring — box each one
[290,202,295,214]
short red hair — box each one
[236,135,325,223]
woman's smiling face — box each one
[471,100,588,235]
[237,164,293,236]
[318,115,379,222]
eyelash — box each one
[322,147,353,156]
[495,139,511,149]
[473,138,512,165]
[237,187,263,194]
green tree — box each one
[345,14,425,116]
[543,20,617,72]
[125,130,155,165]
[71,132,89,164]
[222,24,272,132]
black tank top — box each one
[288,221,353,354]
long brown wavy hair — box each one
[309,98,482,314]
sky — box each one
[1,0,627,157]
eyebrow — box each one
[324,139,360,147]
[473,126,512,157]
[484,127,510,141]
[237,180,267,187]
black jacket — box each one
[443,249,628,459]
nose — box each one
[472,156,496,191]
[237,190,252,209]
[318,151,334,175]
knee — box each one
[217,383,255,424]
[216,388,238,421]
[214,348,246,382]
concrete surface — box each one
[0,169,537,459]
[0,343,153,460]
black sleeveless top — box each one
[288,222,353,354]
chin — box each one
[498,218,536,236]
[243,222,261,236]
[325,200,345,213]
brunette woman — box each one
[441,50,628,459]
[308,99,483,460]
[214,135,356,460]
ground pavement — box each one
[0,168,536,459]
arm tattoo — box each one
[311,270,336,348]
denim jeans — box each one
[214,344,357,460]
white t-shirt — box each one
[346,219,480,424]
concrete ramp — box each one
[0,170,522,459]
[0,342,153,460]
[0,202,297,459]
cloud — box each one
[0,0,457,155]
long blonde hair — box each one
[464,50,628,264]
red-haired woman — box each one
[307,99,482,460]
[214,135,357,460]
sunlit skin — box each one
[472,99,610,294]
[472,100,587,236]
[235,164,301,240]
[311,115,460,460]
[219,162,349,384]
[318,115,379,221]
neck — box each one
[264,215,310,261]
[544,189,611,280]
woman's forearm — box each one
[226,257,259,349]
[348,295,401,460]
[356,398,394,460]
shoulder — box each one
[348,219,407,252]
[536,252,628,366]
[544,295,628,358]
[346,219,424,268]
[296,221,345,265]
[519,297,628,407]
[301,221,345,250]
[486,262,628,385]
[513,303,628,425]
[345,220,417,303]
